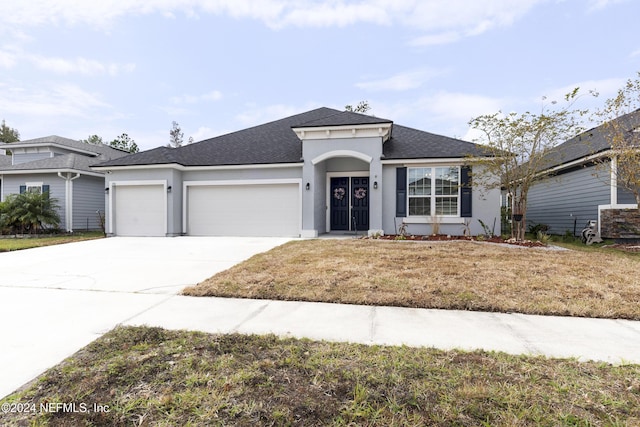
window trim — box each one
[25,182,44,194]
[407,166,461,218]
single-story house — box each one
[92,107,501,237]
[0,136,129,232]
[526,109,640,236]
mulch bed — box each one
[363,234,547,247]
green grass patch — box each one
[1,326,639,426]
[0,231,104,252]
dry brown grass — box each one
[183,239,640,319]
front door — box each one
[330,177,349,230]
[351,177,369,231]
[330,176,369,232]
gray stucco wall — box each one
[381,164,501,236]
[105,166,303,236]
[302,136,383,235]
[527,164,612,236]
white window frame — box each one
[407,166,461,218]
[25,182,43,194]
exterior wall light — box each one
[373,181,378,189]
[306,182,310,190]
[167,186,172,193]
[105,187,109,194]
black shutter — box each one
[43,185,50,198]
[396,167,407,217]
[19,185,26,194]
[460,166,472,218]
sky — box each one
[1,0,639,151]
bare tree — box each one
[169,121,184,148]
[345,101,371,114]
[593,73,640,208]
[469,89,591,240]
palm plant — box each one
[0,192,60,234]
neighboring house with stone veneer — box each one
[0,136,129,232]
[93,107,501,237]
[526,109,640,239]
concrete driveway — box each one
[0,236,292,398]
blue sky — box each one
[1,0,638,151]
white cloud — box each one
[171,90,223,104]
[587,0,629,12]
[409,32,461,47]
[0,0,546,41]
[537,78,626,107]
[28,55,136,76]
[235,102,320,127]
[0,50,18,68]
[356,68,445,92]
[190,126,227,141]
[0,82,110,118]
[373,92,506,141]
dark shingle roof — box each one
[295,110,392,128]
[383,124,491,159]
[3,135,130,158]
[0,153,110,173]
[95,107,492,168]
[0,135,131,173]
[537,109,640,171]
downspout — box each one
[57,172,81,232]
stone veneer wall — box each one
[601,209,640,240]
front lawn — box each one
[2,326,638,426]
[0,231,104,252]
[183,239,640,320]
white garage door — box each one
[114,185,165,236]
[187,183,300,237]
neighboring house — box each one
[0,136,130,232]
[526,109,640,236]
[92,107,501,237]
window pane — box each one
[409,197,431,216]
[436,197,458,215]
[435,167,459,195]
[408,168,431,196]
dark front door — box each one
[330,176,370,231]
[330,177,349,230]
[351,177,369,231]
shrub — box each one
[0,192,61,234]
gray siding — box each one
[618,186,637,205]
[527,164,611,235]
[1,173,68,229]
[12,152,52,165]
[72,176,105,231]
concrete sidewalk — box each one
[125,295,640,365]
[2,236,640,400]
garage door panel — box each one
[188,184,299,237]
[114,185,165,236]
